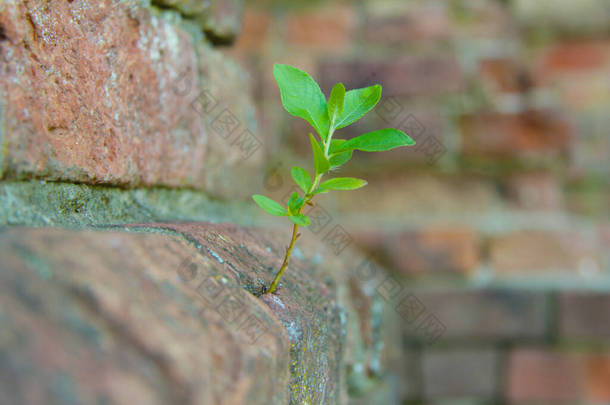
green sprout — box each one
[253,64,415,294]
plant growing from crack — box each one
[253,64,415,294]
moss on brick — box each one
[0,181,257,229]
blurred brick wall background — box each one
[225,0,610,403]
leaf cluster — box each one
[253,64,415,226]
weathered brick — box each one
[286,5,356,49]
[0,0,259,197]
[318,57,464,97]
[508,349,610,403]
[559,292,610,340]
[423,349,498,400]
[0,223,403,404]
[234,8,270,50]
[363,3,451,44]
[460,110,572,157]
[407,289,548,341]
[387,227,480,276]
[0,227,291,405]
[489,229,602,276]
[537,40,610,77]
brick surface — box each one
[0,0,258,196]
[538,40,610,77]
[387,227,480,276]
[489,229,602,276]
[508,349,610,404]
[333,173,500,217]
[0,227,291,405]
[0,223,402,404]
[234,8,271,50]
[407,289,548,341]
[363,3,451,44]
[460,110,572,157]
[423,349,498,400]
[318,57,464,97]
[559,292,610,340]
[286,5,356,49]
[506,172,564,211]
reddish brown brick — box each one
[408,289,548,341]
[559,293,610,340]
[538,40,610,76]
[508,349,610,404]
[489,229,602,276]
[508,349,584,403]
[286,5,356,49]
[423,349,498,400]
[387,227,480,276]
[0,1,258,196]
[479,58,535,94]
[233,8,271,50]
[460,110,572,157]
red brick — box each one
[508,349,584,403]
[508,349,610,404]
[363,3,451,44]
[559,293,610,340]
[233,8,270,50]
[0,1,257,195]
[318,57,464,97]
[423,349,498,400]
[388,228,480,276]
[460,110,572,157]
[408,290,548,341]
[506,172,563,211]
[0,223,401,404]
[538,40,610,76]
[489,229,602,276]
[286,6,356,49]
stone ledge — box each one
[0,222,402,404]
[0,181,257,228]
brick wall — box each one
[228,0,610,404]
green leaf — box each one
[333,85,382,130]
[252,194,287,216]
[309,133,330,175]
[315,177,367,194]
[287,192,305,215]
[289,214,310,226]
[327,82,346,125]
[328,139,353,167]
[335,128,415,153]
[273,64,329,140]
[291,166,312,193]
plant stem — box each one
[267,222,299,294]
[265,173,323,294]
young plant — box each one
[253,64,415,294]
